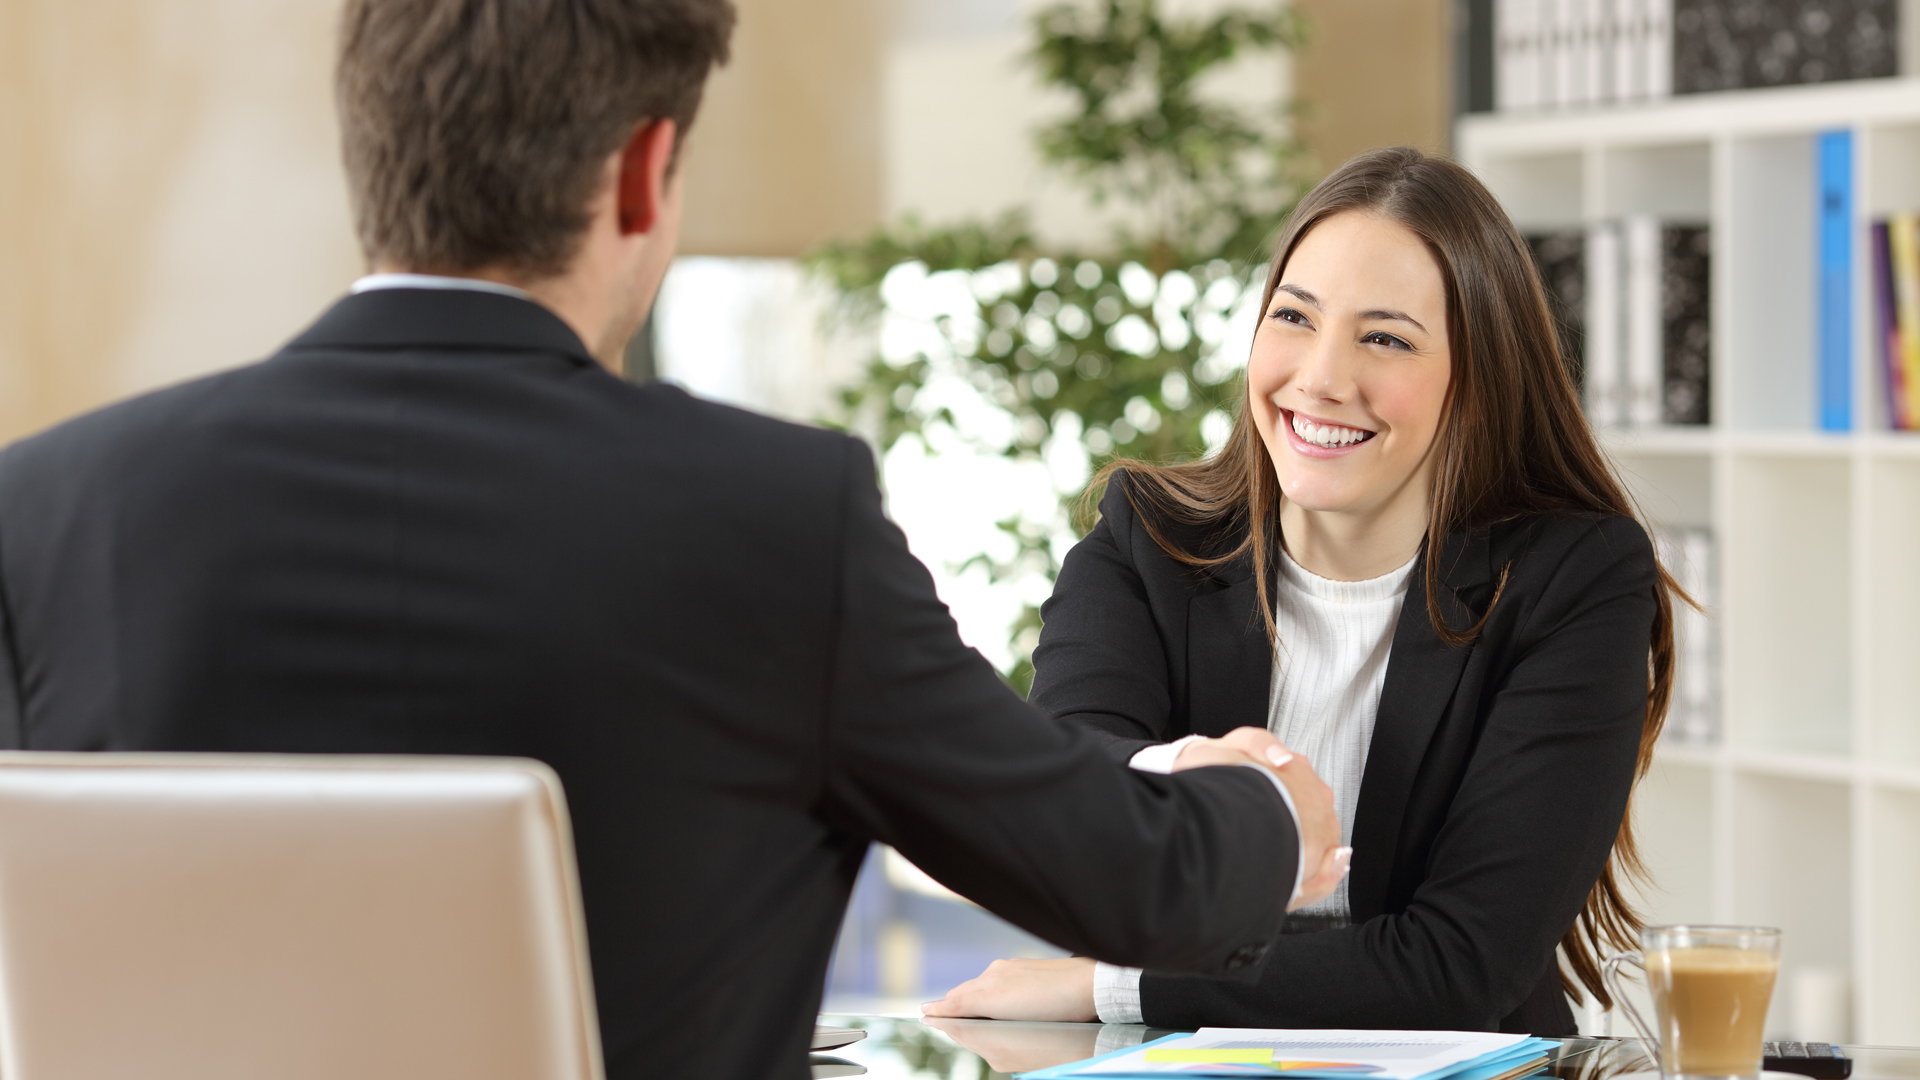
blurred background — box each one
[5,0,1918,1048]
[0,0,1451,1015]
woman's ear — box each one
[616,118,678,236]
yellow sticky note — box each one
[1143,1049,1275,1064]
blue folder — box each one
[1818,129,1854,432]
[1018,1034,1557,1079]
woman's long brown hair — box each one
[1096,146,1683,1008]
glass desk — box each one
[814,1015,1920,1080]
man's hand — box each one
[1167,726,1350,912]
[920,957,1097,1022]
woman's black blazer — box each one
[1029,473,1661,1036]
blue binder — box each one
[1818,129,1853,432]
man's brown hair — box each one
[337,0,735,278]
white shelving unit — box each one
[1459,78,1920,1046]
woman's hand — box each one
[918,1016,1102,1072]
[1169,726,1349,912]
[920,956,1097,1022]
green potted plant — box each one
[811,0,1308,691]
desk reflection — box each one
[813,1017,1920,1080]
[816,1014,1120,1078]
[814,1017,1623,1080]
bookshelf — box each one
[1458,76,1920,1045]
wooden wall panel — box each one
[0,0,361,443]
[1292,0,1454,177]
[0,0,891,442]
[676,0,890,257]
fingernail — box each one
[1335,847,1353,875]
[1265,746,1292,767]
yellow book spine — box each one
[1890,213,1920,428]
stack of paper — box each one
[1020,1028,1557,1079]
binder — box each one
[1873,220,1910,429]
[1646,0,1673,99]
[1465,0,1496,114]
[1585,221,1624,425]
[1610,0,1641,102]
[1658,527,1718,745]
[1528,231,1587,383]
[1890,213,1920,432]
[1625,214,1663,427]
[1495,0,1516,112]
[1662,225,1712,424]
[1548,0,1575,109]
[1678,528,1716,744]
[1575,0,1603,105]
[1497,0,1540,112]
[1817,130,1852,432]
[1671,0,1899,95]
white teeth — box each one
[1290,412,1374,449]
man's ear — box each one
[616,118,679,237]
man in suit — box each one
[0,1,1343,1077]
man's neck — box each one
[371,264,629,375]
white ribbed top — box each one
[1092,548,1417,1025]
[1268,548,1417,918]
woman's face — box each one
[1248,210,1453,519]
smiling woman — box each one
[923,147,1690,1035]
[1254,210,1455,585]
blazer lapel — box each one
[1346,528,1495,921]
[1185,573,1272,739]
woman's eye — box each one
[1270,307,1310,326]
[1364,331,1411,350]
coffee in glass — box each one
[1604,925,1782,1080]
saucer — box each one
[1608,1072,1811,1080]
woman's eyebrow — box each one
[1275,284,1320,308]
[1280,285,1427,334]
[1360,308,1428,333]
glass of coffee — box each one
[1604,925,1782,1080]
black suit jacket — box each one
[0,291,1303,1080]
[1030,474,1659,1036]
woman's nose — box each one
[1293,336,1353,402]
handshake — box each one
[1166,726,1350,913]
[920,727,1351,1023]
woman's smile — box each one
[1280,407,1378,457]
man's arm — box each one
[815,440,1307,975]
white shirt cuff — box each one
[1093,961,1145,1025]
[1126,735,1205,774]
[1094,1024,1152,1056]
[1125,738,1308,911]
